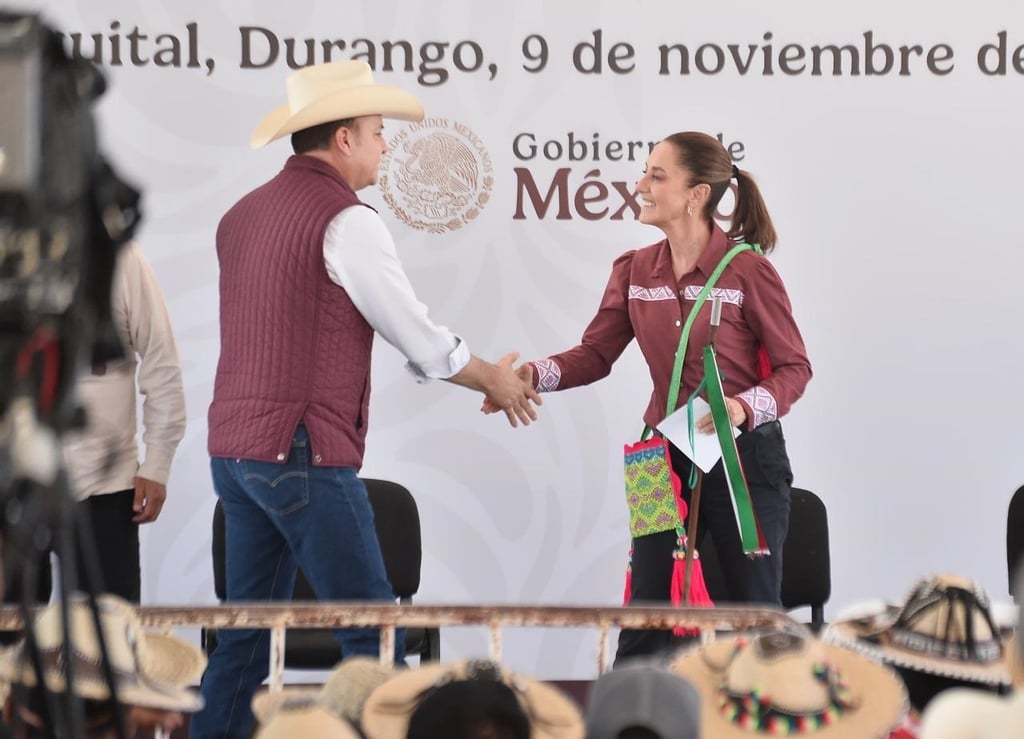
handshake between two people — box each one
[448,352,541,428]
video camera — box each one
[0,12,146,738]
[0,11,141,501]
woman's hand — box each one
[481,362,535,417]
[695,397,747,433]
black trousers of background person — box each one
[1,489,140,608]
[615,421,793,663]
[0,489,141,645]
[77,489,141,602]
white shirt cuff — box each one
[404,336,471,383]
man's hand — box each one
[695,397,747,434]
[482,362,535,416]
[446,352,542,426]
[484,353,542,427]
[132,476,167,523]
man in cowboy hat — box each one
[825,573,1012,737]
[361,659,584,739]
[916,570,1024,739]
[193,60,541,739]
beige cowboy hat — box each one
[918,688,1024,739]
[671,630,907,738]
[0,594,205,713]
[252,656,395,725]
[361,659,585,739]
[254,705,361,739]
[251,61,424,148]
[824,573,1012,686]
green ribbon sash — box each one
[703,344,769,556]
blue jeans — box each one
[190,425,403,739]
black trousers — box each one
[0,490,141,645]
[616,421,793,662]
[1,489,140,605]
[77,489,141,602]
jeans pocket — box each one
[240,459,310,515]
[752,427,794,491]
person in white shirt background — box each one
[60,240,186,602]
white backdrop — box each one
[16,0,1024,678]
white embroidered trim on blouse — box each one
[628,285,676,301]
[737,386,778,427]
[533,359,561,392]
[682,285,744,307]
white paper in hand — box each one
[656,397,739,473]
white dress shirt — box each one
[323,205,470,381]
[62,243,186,500]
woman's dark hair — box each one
[662,131,778,252]
[291,118,355,154]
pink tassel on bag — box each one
[670,546,714,607]
[623,557,633,606]
[669,534,714,636]
[673,553,714,607]
[669,477,713,615]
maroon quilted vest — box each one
[207,155,374,467]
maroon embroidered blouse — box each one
[529,225,812,431]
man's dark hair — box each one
[618,729,661,739]
[291,118,355,154]
[406,679,530,739]
[895,666,1003,713]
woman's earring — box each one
[686,205,693,216]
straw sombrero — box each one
[671,630,907,738]
[824,574,1011,686]
[0,594,205,713]
[254,705,361,739]
[252,656,395,725]
[251,61,424,148]
[361,659,585,739]
[918,688,1024,739]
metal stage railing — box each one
[0,602,806,691]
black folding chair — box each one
[1007,485,1024,601]
[204,477,440,666]
[697,487,831,632]
[780,488,831,632]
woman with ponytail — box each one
[490,131,812,661]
